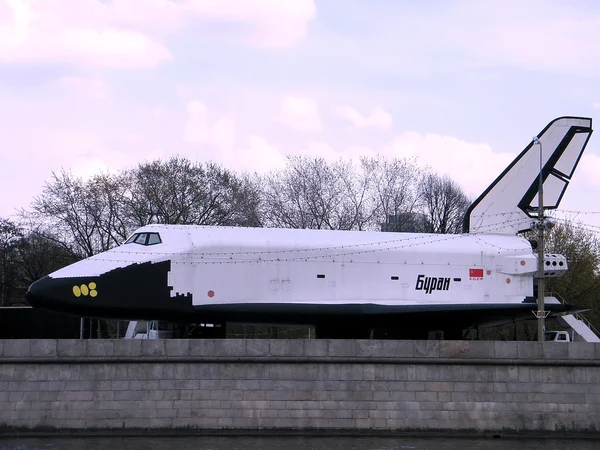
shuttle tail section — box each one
[463,117,593,235]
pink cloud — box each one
[0,0,316,69]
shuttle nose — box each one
[26,260,195,320]
[26,276,81,314]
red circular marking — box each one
[505,278,511,284]
[520,260,526,266]
[207,290,215,298]
[486,270,491,276]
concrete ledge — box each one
[2,339,598,361]
[1,356,599,366]
[0,426,599,439]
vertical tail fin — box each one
[463,116,593,235]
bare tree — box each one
[261,156,368,230]
[26,170,110,257]
[335,159,378,231]
[363,156,424,232]
[0,218,24,305]
[418,173,470,234]
[126,157,261,227]
[87,172,132,248]
[23,157,262,260]
[17,231,80,290]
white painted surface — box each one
[562,314,600,342]
[48,224,538,308]
[467,117,592,235]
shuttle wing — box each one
[463,116,593,235]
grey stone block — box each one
[439,341,470,358]
[426,366,441,381]
[213,339,245,357]
[165,339,190,357]
[416,391,438,402]
[269,339,304,357]
[0,365,14,382]
[108,339,139,357]
[543,343,569,359]
[518,342,543,359]
[141,340,166,357]
[55,340,82,358]
[585,367,600,384]
[328,339,356,357]
[149,364,175,380]
[16,366,39,382]
[3,340,30,357]
[189,339,215,356]
[453,382,472,392]
[374,365,396,381]
[114,390,147,401]
[246,339,269,356]
[494,341,518,359]
[405,381,425,391]
[414,340,439,358]
[174,364,197,380]
[111,380,131,391]
[469,341,495,358]
[242,390,265,401]
[303,339,327,357]
[569,343,596,359]
[86,340,114,357]
[572,368,588,384]
[30,339,57,358]
[425,381,454,392]
[355,340,381,357]
[381,340,414,357]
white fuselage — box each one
[49,225,538,307]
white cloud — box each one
[579,153,600,189]
[443,1,600,74]
[277,95,322,133]
[384,132,515,197]
[184,0,316,48]
[334,106,393,130]
[302,142,375,162]
[0,0,171,68]
[57,76,110,100]
[0,0,315,69]
[183,100,236,150]
[123,133,145,142]
[223,135,286,174]
[71,157,117,180]
[593,102,600,110]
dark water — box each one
[0,437,598,450]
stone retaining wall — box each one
[0,339,599,435]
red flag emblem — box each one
[469,268,484,280]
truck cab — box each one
[544,330,572,342]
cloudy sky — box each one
[2,0,600,229]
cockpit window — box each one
[124,232,162,246]
[147,233,161,245]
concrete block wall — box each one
[0,339,599,434]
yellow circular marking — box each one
[73,286,81,297]
[80,284,89,296]
[89,282,97,290]
[90,290,97,298]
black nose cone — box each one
[27,276,63,311]
[27,276,95,316]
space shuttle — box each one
[26,117,593,339]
